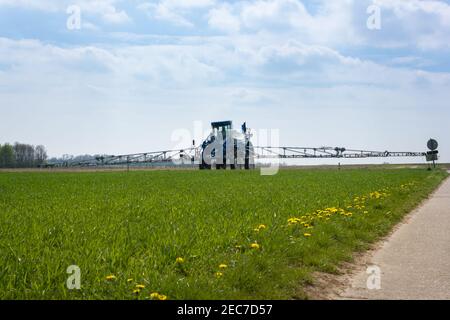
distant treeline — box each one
[0,143,48,168]
[47,154,108,163]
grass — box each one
[0,168,447,300]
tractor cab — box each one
[200,120,254,170]
[211,121,232,140]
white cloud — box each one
[388,56,434,68]
[161,0,215,9]
[208,4,240,33]
[0,0,58,11]
[1,35,449,159]
[82,21,100,31]
[240,0,310,28]
[0,0,131,24]
[138,2,194,27]
[203,0,361,46]
[2,0,450,50]
[376,0,450,23]
[203,0,450,50]
[1,34,449,95]
[138,0,215,27]
[372,0,450,50]
[102,8,130,24]
[75,0,131,24]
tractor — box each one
[199,121,254,170]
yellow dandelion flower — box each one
[219,264,228,269]
[158,294,167,300]
[136,284,145,290]
[105,275,117,281]
[215,272,223,278]
[254,224,267,231]
[150,292,159,299]
[176,257,184,264]
[133,289,141,295]
[304,233,312,237]
[250,243,260,250]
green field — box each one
[0,168,447,300]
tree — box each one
[0,143,16,168]
[13,143,26,167]
[35,145,48,166]
[13,142,36,167]
[24,144,35,167]
[1,142,48,168]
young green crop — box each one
[0,168,447,299]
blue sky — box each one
[0,0,449,164]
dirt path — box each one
[331,173,450,300]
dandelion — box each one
[105,275,117,281]
[133,289,141,295]
[158,294,167,300]
[136,284,145,290]
[219,264,228,269]
[215,272,223,278]
[304,233,312,237]
[254,224,267,232]
[127,278,133,283]
[150,292,159,299]
[176,257,184,264]
[250,243,260,250]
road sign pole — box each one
[427,139,439,170]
